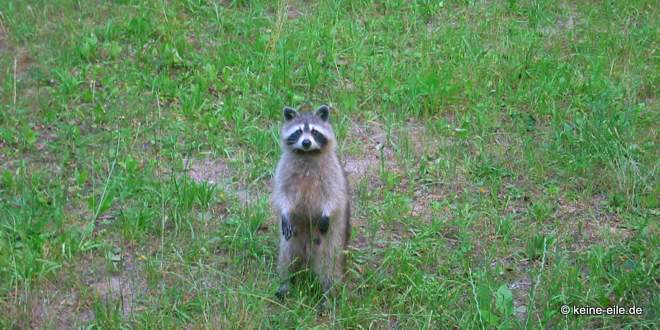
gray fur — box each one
[272,105,351,303]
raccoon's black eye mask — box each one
[286,129,303,145]
[311,129,327,146]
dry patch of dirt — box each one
[352,233,370,250]
[510,275,532,323]
[546,12,576,36]
[343,155,378,180]
[186,157,230,185]
[234,186,266,206]
[411,189,448,219]
[4,251,148,328]
[16,51,34,75]
[287,5,302,20]
[0,34,35,76]
[343,120,397,184]
[397,119,470,221]
[3,286,92,329]
[185,156,266,209]
[340,78,355,91]
[398,119,439,157]
[557,194,631,249]
[344,118,468,224]
[342,120,397,248]
[89,276,134,316]
[541,4,579,37]
[33,124,58,152]
[86,253,147,321]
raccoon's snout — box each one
[302,139,312,149]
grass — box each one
[0,0,658,328]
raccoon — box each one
[272,104,351,307]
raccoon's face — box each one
[280,105,335,154]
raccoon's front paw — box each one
[319,215,330,234]
[281,215,293,240]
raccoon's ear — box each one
[283,107,298,121]
[315,105,330,122]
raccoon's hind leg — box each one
[276,238,302,299]
[276,216,304,299]
[312,210,347,312]
[276,238,291,299]
[313,240,345,313]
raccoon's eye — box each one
[297,129,303,134]
[311,128,318,134]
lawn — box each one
[0,0,657,328]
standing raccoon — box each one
[272,104,351,305]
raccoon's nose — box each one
[302,139,311,149]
